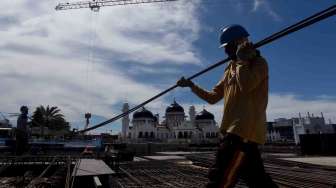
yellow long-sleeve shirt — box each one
[191,56,269,144]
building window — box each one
[138,132,143,138]
[178,132,183,139]
[144,132,149,138]
[183,131,188,138]
[150,132,154,138]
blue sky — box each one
[0,0,335,134]
[193,1,336,98]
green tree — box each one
[32,105,69,137]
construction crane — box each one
[55,0,178,11]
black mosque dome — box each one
[133,107,155,119]
[166,100,184,113]
[195,109,214,120]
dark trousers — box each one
[16,131,28,155]
[207,134,278,188]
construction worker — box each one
[16,106,29,155]
[177,25,278,188]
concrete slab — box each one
[73,159,115,177]
[265,153,298,158]
[143,155,186,161]
[133,157,149,162]
[156,151,212,156]
[281,157,336,167]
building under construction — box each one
[0,147,336,188]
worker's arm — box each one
[177,72,227,105]
[236,58,268,92]
[190,79,225,104]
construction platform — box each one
[281,156,336,167]
[1,152,336,187]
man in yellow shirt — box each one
[177,25,278,188]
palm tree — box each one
[32,105,68,137]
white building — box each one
[267,112,335,144]
[266,122,282,143]
[293,112,334,144]
[266,118,296,143]
[266,112,335,144]
[122,101,219,143]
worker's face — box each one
[224,41,238,60]
[23,110,28,115]
[21,108,28,115]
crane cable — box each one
[84,10,100,132]
[86,10,99,113]
[78,4,336,133]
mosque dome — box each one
[166,100,184,113]
[195,109,214,120]
[133,107,155,119]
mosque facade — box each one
[121,101,219,143]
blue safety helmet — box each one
[219,25,249,48]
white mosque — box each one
[121,100,219,143]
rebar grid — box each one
[0,155,74,188]
[111,161,209,188]
[186,153,336,188]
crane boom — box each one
[55,0,178,11]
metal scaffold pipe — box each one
[79,4,336,133]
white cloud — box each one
[252,0,281,21]
[185,94,336,126]
[267,94,336,123]
[0,54,160,120]
[0,0,202,130]
[0,0,201,64]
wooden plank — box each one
[72,159,115,177]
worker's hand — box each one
[176,77,194,88]
[236,41,257,62]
